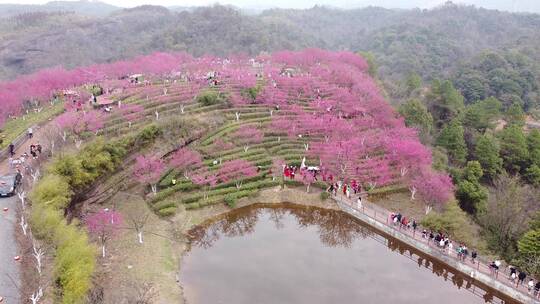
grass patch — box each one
[0,101,64,149]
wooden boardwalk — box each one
[333,195,540,304]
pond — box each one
[181,203,518,304]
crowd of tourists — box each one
[389,208,540,297]
[333,190,540,299]
[7,140,42,175]
[327,180,362,198]
[506,265,540,296]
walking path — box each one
[333,195,540,304]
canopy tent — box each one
[96,96,115,106]
[61,89,79,97]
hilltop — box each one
[7,50,453,302]
[0,3,539,88]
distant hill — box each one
[0,1,121,17]
[0,3,539,110]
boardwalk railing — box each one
[333,194,540,304]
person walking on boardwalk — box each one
[471,250,477,263]
[518,271,526,286]
[27,127,33,139]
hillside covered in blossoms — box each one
[0,49,461,303]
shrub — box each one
[224,194,237,208]
[196,90,221,106]
[29,179,96,304]
[153,200,176,210]
[50,155,93,190]
[30,174,72,209]
[242,86,260,101]
[421,201,484,250]
[320,192,330,201]
[54,224,96,304]
[30,204,64,241]
[135,124,163,147]
[157,206,177,217]
[185,202,200,210]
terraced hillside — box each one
[44,49,450,217]
[0,49,457,303]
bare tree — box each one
[17,190,26,210]
[29,287,43,304]
[30,168,40,184]
[32,241,45,276]
[479,174,539,258]
[20,215,28,235]
[128,212,149,244]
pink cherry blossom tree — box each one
[87,209,123,258]
[55,111,78,142]
[133,154,165,195]
[169,148,202,179]
[120,104,145,128]
[385,137,431,178]
[271,158,285,183]
[300,169,316,193]
[234,125,263,152]
[217,159,257,189]
[212,138,234,164]
[191,169,217,200]
[412,170,454,214]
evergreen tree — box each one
[517,229,540,276]
[505,102,525,126]
[498,125,529,173]
[525,165,540,186]
[357,51,378,78]
[437,119,467,164]
[474,134,502,179]
[456,161,488,214]
[428,79,465,128]
[398,98,433,136]
[527,129,540,167]
[463,104,490,132]
[518,229,540,256]
[405,72,422,94]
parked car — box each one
[0,173,22,197]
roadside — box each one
[0,122,54,304]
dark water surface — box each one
[181,204,517,304]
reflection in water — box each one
[183,204,518,304]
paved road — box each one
[0,195,21,304]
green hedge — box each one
[367,185,408,198]
[157,206,177,217]
[158,179,277,212]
